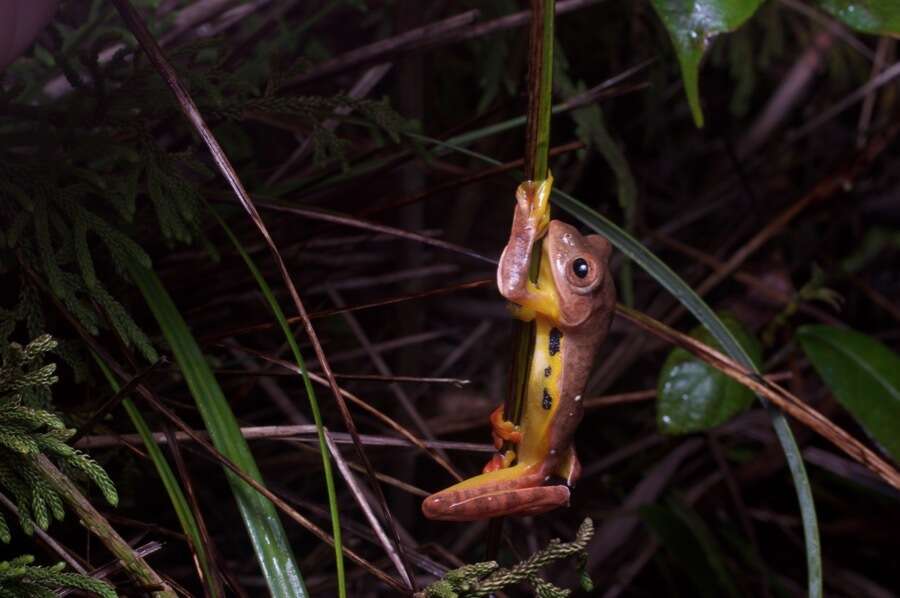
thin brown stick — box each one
[161,423,226,597]
[286,0,603,87]
[109,0,415,582]
[205,278,493,342]
[69,357,168,444]
[359,141,585,217]
[251,200,494,265]
[29,204,406,593]
[212,369,471,386]
[616,304,900,491]
[77,425,493,453]
[582,372,791,409]
[324,433,413,588]
[230,344,464,481]
[137,393,407,593]
[326,287,449,463]
[665,120,900,327]
[653,232,843,326]
[0,491,88,574]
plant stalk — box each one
[34,455,176,598]
[490,0,556,557]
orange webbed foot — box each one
[482,450,516,473]
[489,405,521,448]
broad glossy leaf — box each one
[817,1,900,35]
[797,324,900,462]
[650,0,764,126]
[657,313,762,434]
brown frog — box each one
[422,175,616,521]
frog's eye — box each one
[565,255,602,293]
[572,258,589,279]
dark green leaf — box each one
[126,260,308,598]
[649,0,764,126]
[797,324,900,462]
[816,1,900,35]
[657,313,761,434]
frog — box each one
[422,174,616,521]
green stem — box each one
[34,455,176,598]
[491,2,557,557]
[509,0,556,427]
[94,358,224,598]
[212,209,348,597]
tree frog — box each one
[422,175,615,521]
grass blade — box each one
[93,359,223,597]
[407,133,822,598]
[212,209,350,595]
[126,258,309,598]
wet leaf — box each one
[657,313,762,434]
[649,0,764,127]
[816,1,900,35]
[797,325,900,462]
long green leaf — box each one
[406,132,822,597]
[94,359,222,598]
[649,0,764,127]
[817,0,900,35]
[126,259,309,598]
[212,209,346,597]
[797,324,900,462]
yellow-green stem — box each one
[508,0,556,428]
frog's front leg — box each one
[421,463,570,521]
[497,176,560,321]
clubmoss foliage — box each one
[0,554,116,598]
[0,334,117,541]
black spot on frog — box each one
[549,328,562,356]
[542,388,552,410]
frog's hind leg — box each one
[422,466,569,521]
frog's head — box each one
[546,220,613,327]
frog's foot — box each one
[515,173,553,240]
[554,446,582,487]
[489,405,521,449]
[482,449,516,474]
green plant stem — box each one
[94,359,224,598]
[212,208,349,596]
[493,0,556,558]
[126,259,310,598]
[33,455,176,598]
[508,0,556,427]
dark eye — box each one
[572,258,589,279]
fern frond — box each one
[0,554,116,598]
[92,286,158,362]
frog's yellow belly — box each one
[517,315,563,465]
